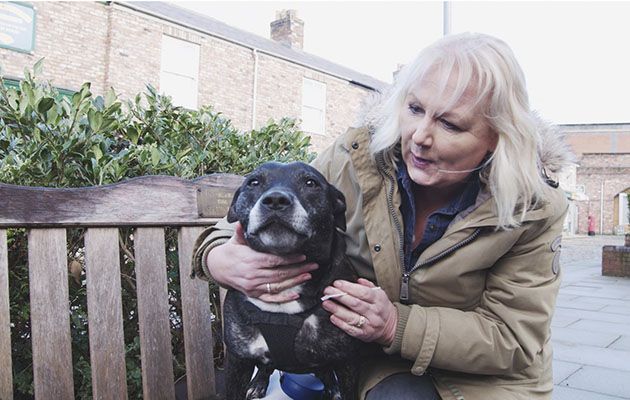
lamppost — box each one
[443,1,452,36]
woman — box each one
[193,32,572,399]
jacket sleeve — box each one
[191,217,235,281]
[384,199,567,376]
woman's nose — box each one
[412,119,434,147]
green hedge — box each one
[0,59,315,399]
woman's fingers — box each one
[256,262,318,283]
[322,279,398,345]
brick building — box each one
[559,123,630,235]
[0,1,386,151]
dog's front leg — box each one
[245,365,274,399]
[316,365,358,400]
[225,351,255,400]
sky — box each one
[177,1,630,125]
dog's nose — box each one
[261,190,293,211]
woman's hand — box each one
[321,278,398,346]
[206,222,318,303]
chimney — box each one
[270,10,304,50]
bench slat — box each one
[0,229,13,400]
[85,228,128,399]
[0,174,241,228]
[28,229,75,399]
[179,227,216,398]
[135,228,176,400]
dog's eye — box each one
[247,178,260,187]
[305,178,318,188]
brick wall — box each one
[574,153,630,234]
[0,2,110,93]
[564,127,630,154]
[0,2,375,153]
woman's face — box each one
[400,67,498,190]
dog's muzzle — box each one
[246,189,312,254]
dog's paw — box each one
[327,388,343,400]
[245,383,267,400]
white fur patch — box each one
[247,333,270,363]
[303,315,319,339]
[258,231,298,249]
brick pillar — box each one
[602,238,630,277]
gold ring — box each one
[353,315,366,328]
[266,283,272,294]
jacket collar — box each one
[344,126,561,231]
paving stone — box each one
[602,305,630,316]
[566,283,605,290]
[553,385,629,400]
[609,336,630,351]
[551,314,581,328]
[556,298,607,311]
[556,293,580,302]
[562,366,630,398]
[553,342,630,372]
[568,319,630,336]
[554,307,630,324]
[551,326,620,347]
[553,360,582,384]
[560,288,630,300]
[570,297,630,309]
[556,299,606,311]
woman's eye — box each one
[408,104,424,115]
[305,178,317,187]
[247,178,259,187]
[441,119,463,132]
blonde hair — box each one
[370,32,549,229]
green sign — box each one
[0,2,36,53]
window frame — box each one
[301,77,327,135]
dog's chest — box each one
[224,293,357,370]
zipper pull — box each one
[400,273,410,303]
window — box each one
[301,78,326,135]
[159,35,200,109]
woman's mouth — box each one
[411,154,435,169]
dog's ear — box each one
[330,186,347,232]
[226,187,241,223]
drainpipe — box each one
[599,180,606,235]
[251,48,259,130]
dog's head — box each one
[227,162,346,257]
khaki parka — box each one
[192,125,570,400]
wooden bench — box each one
[0,174,242,399]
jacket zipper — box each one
[400,227,483,302]
[375,153,484,303]
[376,153,407,295]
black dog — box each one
[223,161,361,400]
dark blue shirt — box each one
[396,161,480,271]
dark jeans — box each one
[365,372,441,400]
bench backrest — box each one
[0,174,241,400]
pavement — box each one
[552,234,630,400]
